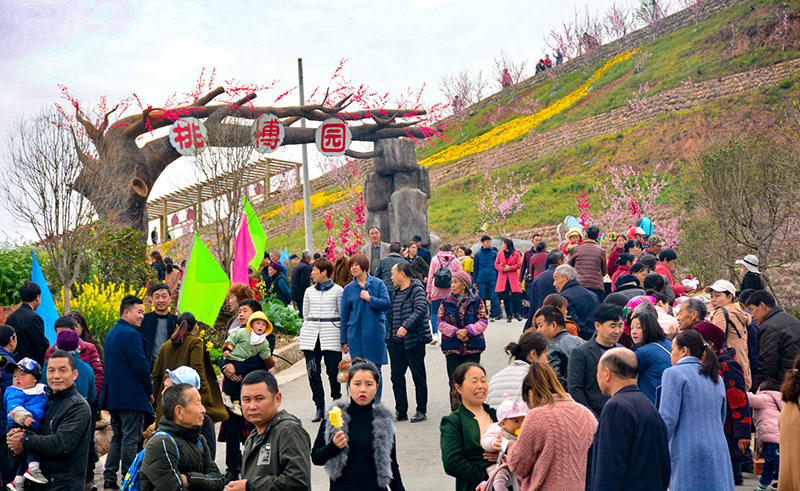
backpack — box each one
[434,257,455,289]
[121,431,202,491]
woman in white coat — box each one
[486,331,549,407]
[299,257,345,423]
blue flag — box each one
[31,251,59,344]
[279,248,289,263]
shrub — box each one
[94,227,156,288]
[57,280,148,342]
[262,299,302,337]
[0,242,34,305]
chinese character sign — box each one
[169,117,208,157]
[252,114,285,154]
[315,118,352,157]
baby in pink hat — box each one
[480,394,528,491]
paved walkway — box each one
[97,317,761,490]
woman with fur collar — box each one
[312,358,405,491]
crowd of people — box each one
[1,222,800,491]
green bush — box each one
[0,242,33,305]
[261,299,303,337]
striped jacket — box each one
[299,281,344,351]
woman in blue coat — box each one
[630,312,671,404]
[659,329,734,491]
[341,253,391,398]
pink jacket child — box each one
[748,389,784,446]
[480,395,528,491]
[427,250,463,302]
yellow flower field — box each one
[418,49,639,167]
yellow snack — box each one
[329,406,343,429]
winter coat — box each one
[385,279,431,350]
[417,246,432,267]
[140,312,178,370]
[0,347,14,434]
[567,239,607,292]
[440,403,498,491]
[361,242,391,276]
[300,281,344,352]
[559,279,600,340]
[312,399,404,491]
[333,256,353,288]
[5,303,49,365]
[609,265,629,292]
[739,271,763,293]
[607,247,623,277]
[472,247,498,285]
[407,255,429,283]
[654,262,686,296]
[755,306,800,388]
[634,339,672,405]
[527,268,557,314]
[709,305,752,390]
[587,385,671,491]
[548,330,584,390]
[568,335,622,417]
[480,421,516,452]
[507,394,597,491]
[717,348,752,455]
[486,359,530,408]
[45,337,104,399]
[747,390,783,445]
[778,401,800,491]
[427,251,462,301]
[437,291,488,356]
[341,275,391,365]
[290,260,312,305]
[658,357,734,491]
[240,409,311,491]
[604,284,644,307]
[375,253,406,294]
[140,418,224,491]
[101,319,154,413]
[22,385,92,491]
[494,251,522,293]
[151,334,228,424]
[42,353,96,405]
[269,270,292,305]
[4,383,47,431]
[655,306,679,335]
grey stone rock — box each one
[388,187,429,246]
[393,167,431,198]
[428,231,442,252]
[374,139,419,174]
[365,209,391,237]
[364,172,393,211]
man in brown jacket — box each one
[567,225,608,302]
[332,247,352,287]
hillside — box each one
[261,0,800,252]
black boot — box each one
[312,407,324,423]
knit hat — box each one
[166,366,201,390]
[638,253,658,269]
[246,311,273,336]
[692,321,725,350]
[5,357,42,381]
[269,262,283,272]
[566,227,583,240]
[451,270,472,289]
[497,394,528,422]
[56,329,80,352]
[614,274,640,290]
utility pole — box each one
[298,58,314,251]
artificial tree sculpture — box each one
[68,86,440,231]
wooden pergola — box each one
[147,157,301,241]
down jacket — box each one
[755,307,800,388]
[386,279,431,350]
[748,390,783,445]
[4,383,47,431]
[300,281,344,352]
[486,359,530,408]
[45,337,104,399]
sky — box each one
[0,0,621,240]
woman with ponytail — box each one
[151,312,229,427]
[486,331,549,407]
[659,329,734,491]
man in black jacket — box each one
[375,242,407,296]
[140,284,177,368]
[387,262,431,423]
[588,348,670,491]
[139,384,224,491]
[290,251,312,319]
[524,250,563,331]
[7,351,92,491]
[746,290,800,387]
[5,282,49,365]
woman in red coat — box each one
[495,238,523,322]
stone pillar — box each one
[364,138,432,246]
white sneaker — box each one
[25,468,48,484]
[430,333,439,345]
[6,481,19,491]
[222,393,234,409]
